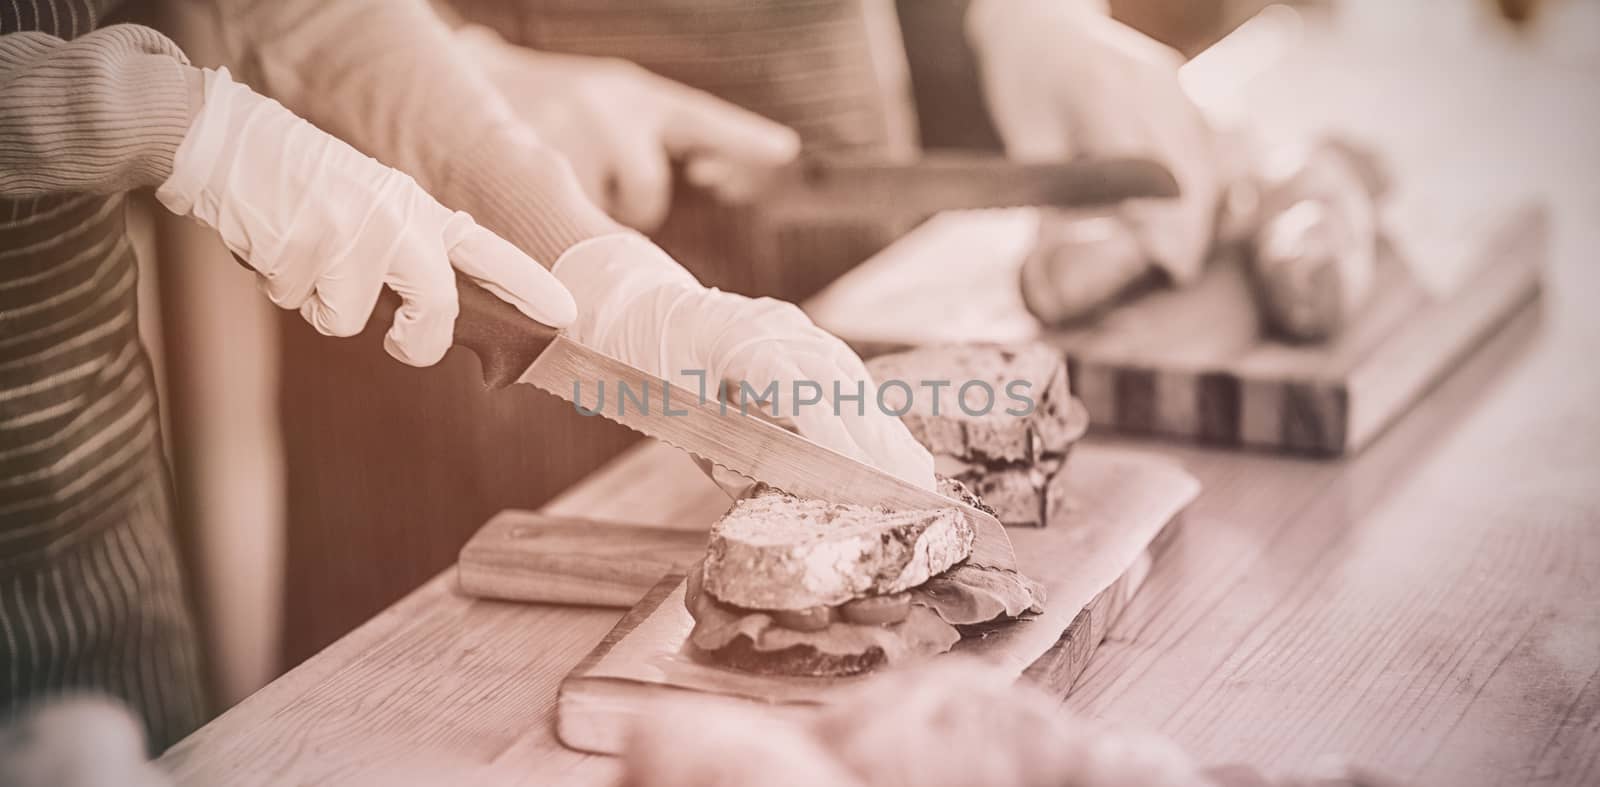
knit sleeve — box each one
[208,0,620,264]
[0,24,196,197]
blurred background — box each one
[128,0,1592,712]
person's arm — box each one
[206,0,620,263]
[0,25,199,197]
[200,0,932,486]
[0,21,572,366]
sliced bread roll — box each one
[702,484,975,611]
[686,560,1046,678]
[963,465,1057,530]
[866,343,1077,464]
[869,343,1087,527]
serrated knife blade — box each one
[710,152,1179,217]
[381,266,1024,571]
[519,335,1018,571]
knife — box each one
[428,281,1019,571]
[701,152,1180,216]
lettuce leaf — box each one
[685,561,1044,666]
[912,563,1046,626]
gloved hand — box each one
[156,67,576,367]
[0,697,171,787]
[622,658,1403,787]
[455,25,801,231]
[554,234,935,492]
[621,658,1203,787]
[967,0,1221,290]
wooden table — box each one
[159,3,1600,785]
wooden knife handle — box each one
[375,272,559,388]
[457,511,707,608]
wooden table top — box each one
[158,4,1600,785]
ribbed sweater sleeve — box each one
[209,0,620,264]
[0,24,195,197]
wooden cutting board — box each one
[458,513,707,608]
[554,446,1199,755]
[805,205,1545,456]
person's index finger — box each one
[657,79,801,166]
[446,220,576,328]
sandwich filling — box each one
[687,480,1045,676]
[687,561,1045,670]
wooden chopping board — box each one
[551,446,1198,755]
[459,513,707,608]
[805,205,1544,456]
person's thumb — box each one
[443,214,577,329]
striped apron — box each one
[1,0,207,753]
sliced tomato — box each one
[840,592,912,625]
[771,606,833,632]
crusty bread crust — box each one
[963,465,1054,528]
[866,343,1076,463]
[703,488,974,611]
[870,345,1088,527]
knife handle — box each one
[376,272,559,388]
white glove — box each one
[456,25,800,231]
[968,0,1220,285]
[554,234,935,491]
[0,697,171,787]
[622,659,1204,787]
[623,658,1402,787]
[157,67,576,366]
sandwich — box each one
[685,478,1045,677]
[866,344,1088,527]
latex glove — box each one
[621,698,863,787]
[622,658,1404,787]
[622,659,1205,787]
[968,0,1221,287]
[553,234,935,492]
[455,25,800,231]
[1206,760,1406,787]
[157,67,576,366]
[0,697,171,787]
[1019,211,1154,326]
[810,660,1201,787]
